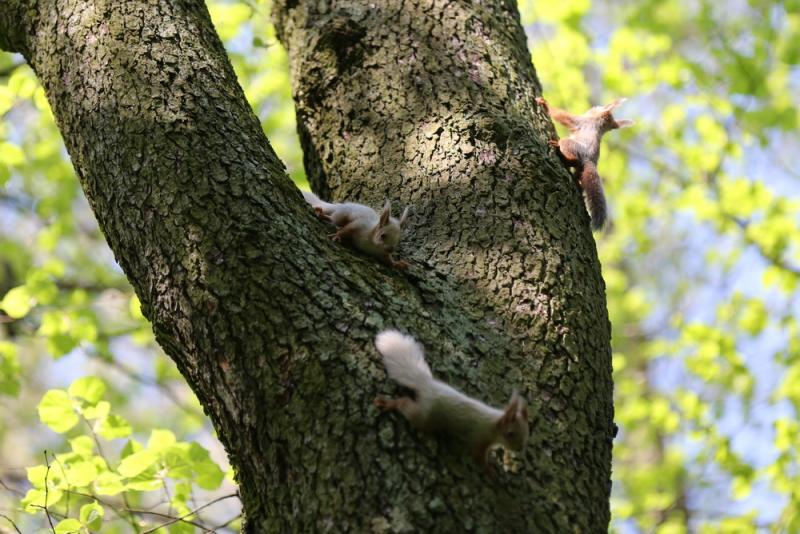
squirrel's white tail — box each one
[302,190,335,210]
[375,330,432,390]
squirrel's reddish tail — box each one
[579,162,607,231]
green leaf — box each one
[125,464,163,491]
[54,518,82,534]
[68,376,106,405]
[21,487,63,513]
[125,476,163,492]
[38,310,99,358]
[120,439,142,459]
[0,285,34,318]
[38,389,79,433]
[0,142,24,166]
[147,429,176,450]
[66,460,98,487]
[25,269,58,304]
[96,414,132,440]
[173,480,192,506]
[208,4,252,40]
[70,436,95,459]
[117,449,158,478]
[83,400,110,421]
[93,472,125,496]
[189,442,225,490]
[0,341,20,396]
[79,501,104,530]
[27,465,48,488]
[169,520,195,534]
[163,444,194,480]
[129,293,144,320]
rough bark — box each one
[2,0,613,531]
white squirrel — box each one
[302,191,410,269]
[373,330,529,466]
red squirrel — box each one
[536,97,634,230]
[373,330,529,467]
[303,191,410,269]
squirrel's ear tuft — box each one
[379,201,392,227]
[604,98,627,111]
[615,118,635,129]
[502,390,521,420]
[517,397,528,420]
[399,206,410,228]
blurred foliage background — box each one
[0,0,798,532]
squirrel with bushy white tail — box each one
[373,330,529,466]
[536,97,634,231]
[302,191,410,269]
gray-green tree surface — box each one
[0,0,613,530]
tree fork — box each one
[2,0,613,531]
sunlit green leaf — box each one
[117,449,158,478]
[0,285,34,318]
[54,518,82,534]
[37,389,79,433]
[68,376,106,405]
[79,501,104,530]
[0,341,20,396]
[96,414,132,440]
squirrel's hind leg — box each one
[555,138,582,166]
[374,396,424,424]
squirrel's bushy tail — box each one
[301,190,334,211]
[579,162,607,231]
[375,330,432,390]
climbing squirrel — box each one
[373,330,529,466]
[536,97,634,230]
[302,191,410,269]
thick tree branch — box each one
[12,0,613,531]
[272,0,614,530]
[0,0,31,55]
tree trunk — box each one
[1,0,613,531]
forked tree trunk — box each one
[1,0,613,531]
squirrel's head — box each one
[497,390,529,452]
[372,201,410,253]
[584,98,635,133]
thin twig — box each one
[0,477,25,497]
[139,493,239,534]
[50,455,70,519]
[93,351,205,419]
[61,488,137,527]
[123,508,210,532]
[213,513,242,530]
[0,513,22,534]
[78,416,142,533]
[42,452,56,534]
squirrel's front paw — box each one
[313,207,331,221]
[547,139,560,148]
[535,97,549,109]
[391,259,409,270]
[373,397,390,411]
[329,232,342,242]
